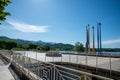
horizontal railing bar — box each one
[57,69,81,78]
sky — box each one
[0,0,120,48]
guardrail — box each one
[0,50,117,80]
[12,53,113,80]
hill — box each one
[0,36,74,50]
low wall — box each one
[0,53,37,80]
[10,62,34,80]
[0,53,10,64]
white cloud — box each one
[102,39,120,45]
[7,20,48,33]
[90,39,120,47]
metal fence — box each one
[11,52,114,80]
[13,51,120,72]
[1,50,119,80]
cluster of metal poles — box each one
[85,22,102,54]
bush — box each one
[46,51,62,57]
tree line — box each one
[0,40,50,51]
[0,40,120,52]
[0,40,85,51]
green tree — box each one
[40,46,50,51]
[0,43,6,49]
[28,43,38,50]
[43,46,50,51]
[0,40,6,49]
[0,0,11,24]
[74,42,85,52]
[0,40,18,50]
[5,40,18,50]
[37,47,41,50]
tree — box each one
[0,43,6,49]
[39,46,50,51]
[0,40,18,50]
[74,42,85,52]
[28,43,38,50]
[5,40,18,50]
[0,40,6,49]
[0,0,11,24]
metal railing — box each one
[11,52,114,80]
[1,50,119,80]
[13,51,120,72]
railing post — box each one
[53,65,56,80]
[96,53,98,73]
[84,74,87,80]
[53,56,54,62]
[36,51,39,80]
[45,53,46,62]
[85,53,88,69]
[69,54,71,63]
[12,53,14,62]
[38,61,40,80]
[61,54,62,65]
[36,51,37,60]
[109,53,112,77]
[76,54,79,68]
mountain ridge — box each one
[0,36,56,45]
[0,36,74,50]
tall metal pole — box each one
[99,23,102,54]
[88,24,90,54]
[97,22,99,54]
[92,26,95,54]
[85,26,88,69]
[86,26,88,54]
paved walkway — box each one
[0,59,14,80]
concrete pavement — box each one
[0,59,14,80]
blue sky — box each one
[0,0,120,48]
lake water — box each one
[59,51,120,54]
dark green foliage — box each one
[5,40,17,50]
[0,41,6,49]
[15,39,32,45]
[41,46,50,51]
[50,43,74,51]
[0,36,74,51]
[27,43,38,50]
[0,0,11,24]
[36,46,50,51]
[74,42,85,52]
[0,40,17,50]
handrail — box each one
[20,55,114,80]
[0,51,115,80]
